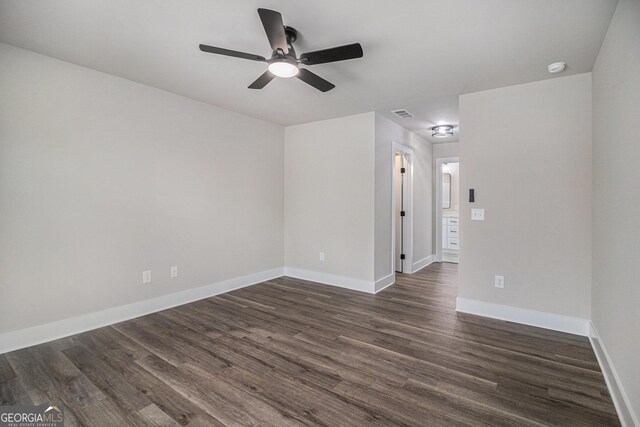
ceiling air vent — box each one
[391,109,414,119]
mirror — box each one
[442,173,451,209]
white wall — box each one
[433,142,460,159]
[284,113,376,286]
[375,115,412,281]
[374,114,433,281]
[0,43,284,334]
[283,112,432,292]
[592,0,640,421]
[458,73,592,319]
[408,131,434,271]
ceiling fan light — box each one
[268,60,299,78]
[432,125,454,138]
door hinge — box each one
[400,167,406,174]
[400,211,405,216]
[400,254,406,260]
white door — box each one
[395,153,408,272]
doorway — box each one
[392,143,413,274]
[435,157,459,263]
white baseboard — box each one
[284,267,375,294]
[0,267,284,355]
[374,273,395,293]
[373,255,435,294]
[455,297,590,336]
[589,322,638,427]
[411,255,434,273]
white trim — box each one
[455,297,589,336]
[284,267,375,294]
[411,255,434,273]
[589,322,638,427]
[0,267,284,355]
[391,142,414,276]
[435,156,459,263]
[374,273,395,293]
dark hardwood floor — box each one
[0,263,620,426]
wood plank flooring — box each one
[0,263,620,426]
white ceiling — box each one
[0,0,617,137]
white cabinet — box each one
[442,218,447,248]
[442,216,459,253]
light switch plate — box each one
[319,252,325,261]
[170,266,178,278]
[472,208,485,221]
[142,270,152,284]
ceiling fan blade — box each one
[297,68,335,92]
[257,8,289,54]
[199,44,266,62]
[300,43,363,65]
[248,71,276,89]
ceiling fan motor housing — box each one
[284,26,298,44]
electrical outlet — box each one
[495,275,505,288]
[142,270,152,284]
[170,266,178,278]
[472,208,485,221]
[319,252,325,261]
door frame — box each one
[435,156,459,262]
[391,142,414,274]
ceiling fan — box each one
[199,8,363,92]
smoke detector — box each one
[548,62,566,74]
